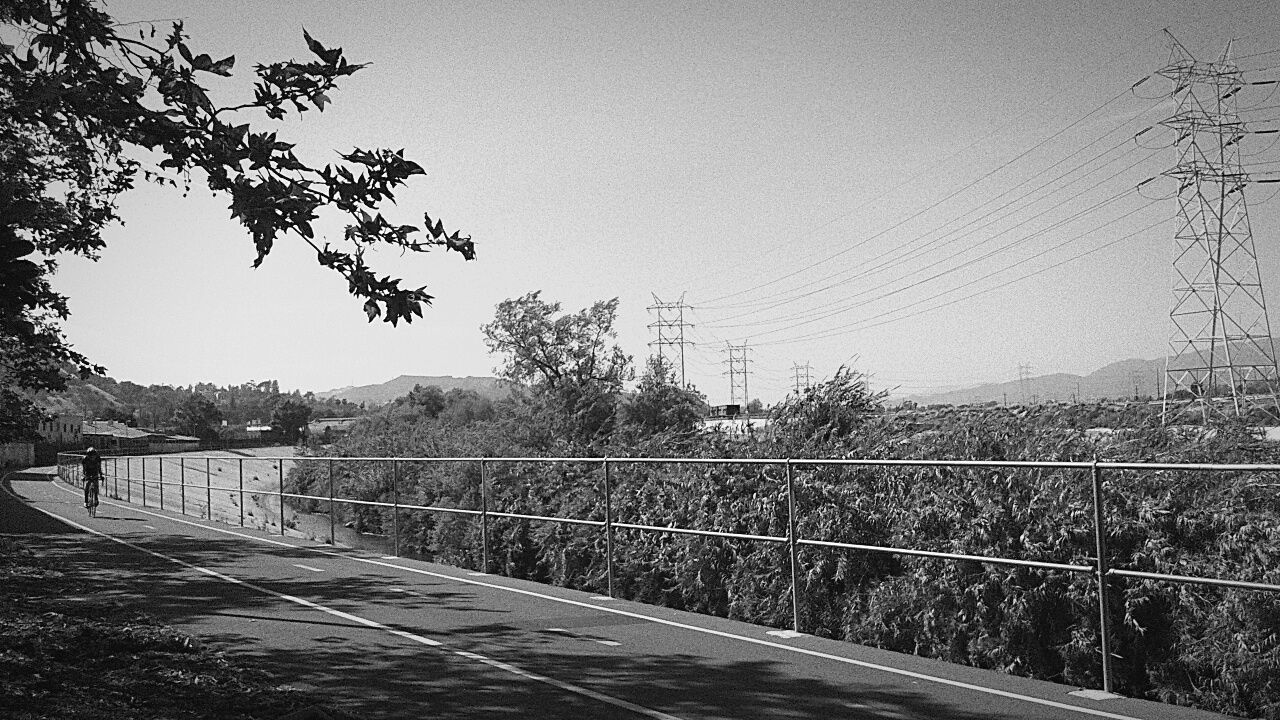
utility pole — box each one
[790,362,813,394]
[1158,32,1280,423]
[724,343,751,406]
[1017,363,1035,405]
[647,294,695,388]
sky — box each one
[32,0,1280,404]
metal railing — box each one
[56,451,1280,695]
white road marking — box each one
[467,572,488,576]
[144,525,157,530]
[767,630,805,639]
[38,480,1153,720]
[380,556,398,560]
[293,564,324,572]
[12,486,684,720]
[548,628,621,647]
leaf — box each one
[207,55,236,76]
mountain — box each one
[315,375,511,406]
[902,339,1277,407]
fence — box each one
[57,451,1280,696]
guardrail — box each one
[56,451,1280,696]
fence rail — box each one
[56,451,1280,696]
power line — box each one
[701,99,1166,317]
[705,148,1159,331]
[696,78,1152,308]
[750,210,1168,348]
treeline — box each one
[43,375,363,441]
[287,293,1280,718]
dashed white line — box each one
[293,564,324,572]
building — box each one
[38,415,83,445]
[81,421,154,453]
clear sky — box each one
[43,0,1280,404]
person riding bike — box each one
[81,447,102,513]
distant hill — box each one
[900,358,1161,407]
[316,375,511,406]
[902,339,1277,407]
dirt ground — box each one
[91,448,301,536]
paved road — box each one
[2,472,1232,720]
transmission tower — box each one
[647,294,694,387]
[1017,363,1035,405]
[1158,32,1280,422]
[791,362,813,394]
[724,343,751,406]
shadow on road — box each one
[2,482,998,720]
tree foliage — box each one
[171,393,221,439]
[0,0,474,439]
[481,292,633,447]
[270,397,311,443]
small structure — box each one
[81,420,154,453]
[709,404,741,419]
[38,415,83,445]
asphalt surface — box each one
[2,471,1235,720]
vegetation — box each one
[280,295,1280,718]
[1,0,475,441]
[40,373,362,441]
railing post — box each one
[1091,461,1115,694]
[786,458,801,634]
[180,459,186,516]
[479,459,489,573]
[113,457,119,498]
[392,459,401,557]
[125,456,131,503]
[278,459,285,536]
[604,458,615,598]
[328,458,336,545]
[141,457,147,507]
[238,458,244,528]
[206,457,212,521]
[159,458,164,510]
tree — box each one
[481,292,633,445]
[618,356,706,440]
[769,366,888,450]
[0,1,476,440]
[172,393,221,439]
[270,398,312,444]
[400,384,446,416]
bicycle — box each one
[84,476,100,518]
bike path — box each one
[3,474,1233,720]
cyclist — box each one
[81,447,102,515]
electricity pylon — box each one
[647,294,694,387]
[724,343,751,405]
[791,362,813,394]
[1158,32,1280,422]
[1017,363,1035,405]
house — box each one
[81,420,154,453]
[307,417,361,438]
[38,415,83,445]
[150,434,201,453]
